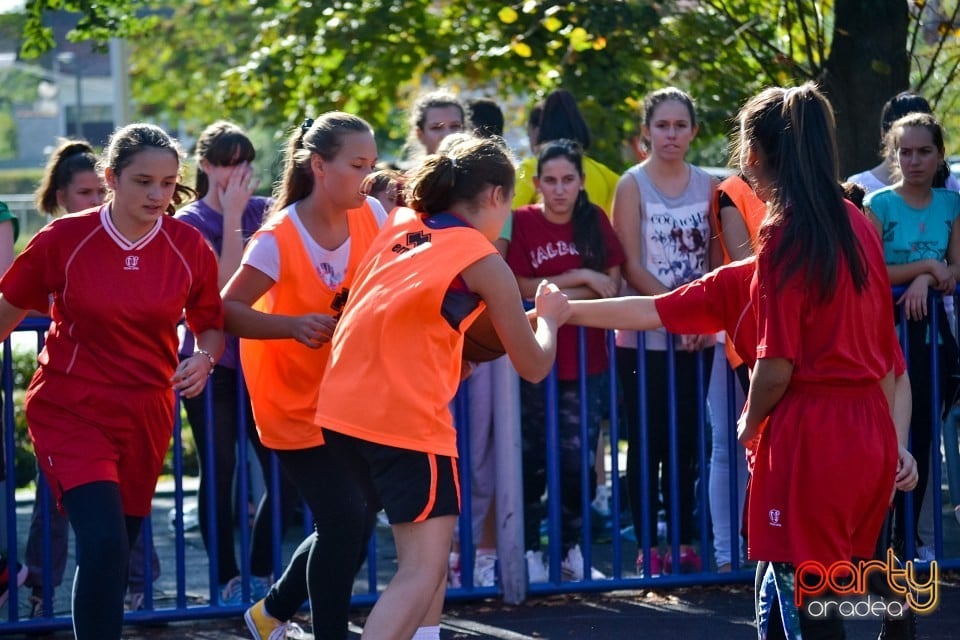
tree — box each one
[18,0,960,175]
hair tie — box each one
[782,86,803,106]
[296,118,314,149]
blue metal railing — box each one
[0,290,955,632]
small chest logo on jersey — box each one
[331,287,350,320]
[124,255,140,271]
[769,508,782,527]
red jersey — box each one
[655,258,758,368]
[753,202,901,385]
[507,203,625,379]
[0,206,223,392]
[655,247,906,376]
[747,201,900,565]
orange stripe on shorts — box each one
[451,456,461,508]
[414,454,439,523]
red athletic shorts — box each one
[747,382,897,565]
[25,367,175,517]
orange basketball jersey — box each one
[315,207,498,457]
[240,201,381,450]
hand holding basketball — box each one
[462,309,506,363]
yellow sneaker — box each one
[243,599,289,640]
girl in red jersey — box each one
[735,84,903,639]
[567,253,918,639]
[222,112,389,640]
[25,139,103,616]
[0,123,223,640]
[315,134,569,640]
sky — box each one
[0,0,23,13]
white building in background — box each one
[8,11,129,166]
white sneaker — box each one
[915,545,936,562]
[474,553,497,587]
[591,484,611,517]
[561,544,606,581]
[525,550,548,584]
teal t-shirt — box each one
[864,186,960,265]
[0,201,19,243]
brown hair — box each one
[405,134,514,215]
[35,139,97,216]
[271,112,373,215]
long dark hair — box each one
[736,83,867,301]
[537,139,606,271]
[536,89,591,150]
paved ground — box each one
[4,483,960,638]
[5,578,960,639]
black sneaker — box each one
[0,558,28,608]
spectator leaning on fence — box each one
[864,111,960,564]
[506,138,624,583]
[0,122,223,640]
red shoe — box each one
[662,546,702,574]
[636,549,662,577]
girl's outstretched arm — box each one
[566,296,662,331]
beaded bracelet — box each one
[195,348,216,376]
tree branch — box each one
[914,1,960,91]
[793,0,822,73]
[705,0,814,80]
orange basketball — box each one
[462,309,505,363]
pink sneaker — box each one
[636,549,662,577]
[447,552,462,588]
[662,546,702,574]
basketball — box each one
[462,309,506,363]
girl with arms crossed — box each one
[506,138,624,581]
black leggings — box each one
[265,446,377,640]
[618,347,712,546]
[61,481,142,640]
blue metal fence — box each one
[0,292,956,633]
